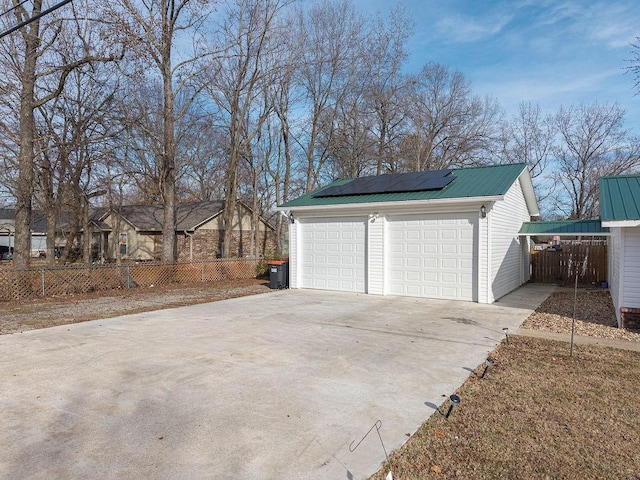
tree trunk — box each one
[252,165,259,258]
[161,16,177,263]
[13,0,43,272]
[82,197,92,264]
[45,209,57,266]
[222,144,239,258]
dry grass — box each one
[0,278,272,334]
[370,336,640,480]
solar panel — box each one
[314,169,454,198]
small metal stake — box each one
[503,327,509,345]
[481,357,494,378]
[445,394,460,419]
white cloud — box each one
[435,11,513,43]
[582,2,639,49]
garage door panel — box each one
[388,213,476,301]
[300,218,366,293]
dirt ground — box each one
[521,287,640,342]
[0,278,273,335]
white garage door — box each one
[300,217,366,293]
[388,213,476,300]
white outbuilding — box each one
[279,163,539,304]
[600,174,640,328]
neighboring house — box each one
[95,200,275,261]
[0,201,275,262]
[279,163,539,304]
[600,174,640,328]
[0,208,47,258]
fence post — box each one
[201,261,205,282]
[41,268,45,297]
[127,265,131,289]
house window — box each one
[119,233,127,256]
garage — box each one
[388,213,476,300]
[281,164,539,304]
[299,217,366,293]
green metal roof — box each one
[600,175,640,222]
[519,220,609,235]
[281,163,528,208]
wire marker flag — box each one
[350,420,393,480]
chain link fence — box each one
[0,258,262,301]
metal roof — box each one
[599,175,640,222]
[519,220,609,236]
[281,163,530,208]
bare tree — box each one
[292,0,365,190]
[263,17,296,255]
[364,5,413,175]
[627,37,640,93]
[205,0,290,257]
[321,96,375,179]
[3,0,45,271]
[109,0,214,261]
[552,102,640,219]
[402,63,501,172]
[179,116,228,201]
[34,64,117,264]
[0,0,120,272]
[500,102,555,205]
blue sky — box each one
[354,0,640,132]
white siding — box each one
[489,178,531,301]
[367,215,385,295]
[622,227,640,309]
[478,214,489,304]
[608,227,621,326]
[289,221,299,288]
[521,236,531,283]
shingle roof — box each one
[115,201,225,231]
[281,163,530,208]
[519,220,608,235]
[600,175,640,222]
[0,208,49,233]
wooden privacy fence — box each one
[0,258,261,301]
[531,244,607,285]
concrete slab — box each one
[0,284,555,480]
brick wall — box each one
[621,307,640,330]
[177,229,276,261]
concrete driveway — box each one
[0,284,554,480]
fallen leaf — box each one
[430,465,442,474]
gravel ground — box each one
[521,287,640,342]
[0,278,273,335]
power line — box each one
[0,0,75,40]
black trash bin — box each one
[267,260,288,289]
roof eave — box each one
[519,231,610,236]
[517,167,540,217]
[277,195,504,212]
[187,209,224,231]
[601,219,640,227]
